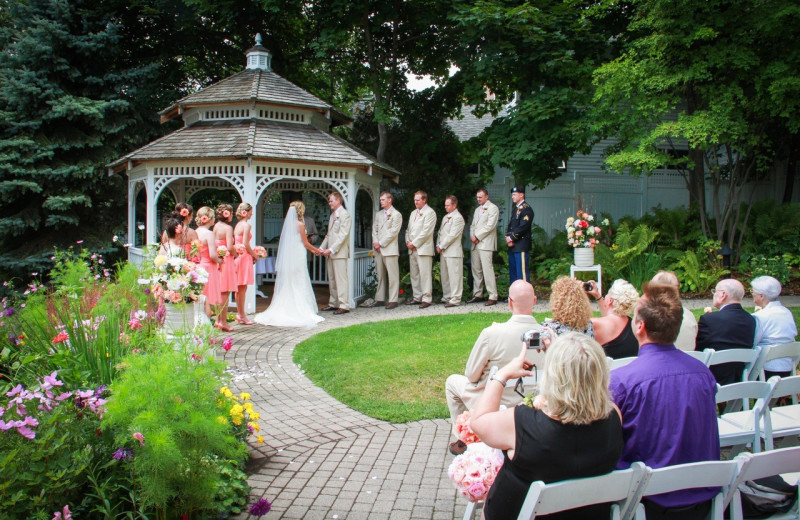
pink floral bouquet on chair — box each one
[448,442,504,502]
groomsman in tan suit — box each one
[320,192,351,314]
[468,189,500,306]
[437,195,465,307]
[366,191,403,309]
[405,190,437,308]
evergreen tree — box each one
[0,0,158,277]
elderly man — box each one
[437,195,465,307]
[695,278,756,385]
[320,192,351,314]
[445,280,543,454]
[651,270,697,351]
[405,190,437,308]
[611,282,719,520]
[468,188,500,306]
[367,191,403,309]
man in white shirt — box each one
[404,191,436,308]
[367,192,403,309]
[468,189,500,306]
[437,195,465,307]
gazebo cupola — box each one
[246,33,272,71]
[109,34,400,311]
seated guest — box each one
[751,275,798,379]
[586,279,640,359]
[612,282,719,520]
[652,270,697,351]
[445,280,542,455]
[542,276,594,341]
[470,333,623,520]
[695,278,756,385]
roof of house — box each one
[446,106,508,141]
[108,119,399,175]
[160,69,333,116]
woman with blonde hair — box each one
[213,204,237,331]
[233,202,257,325]
[194,207,222,318]
[587,279,640,359]
[542,276,594,345]
[254,200,324,328]
[470,332,623,519]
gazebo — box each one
[109,34,400,312]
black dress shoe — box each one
[320,306,337,312]
[404,299,420,306]
[467,296,484,304]
[484,299,498,306]
[385,302,398,310]
[419,302,431,309]
[333,308,350,315]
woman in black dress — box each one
[470,332,623,519]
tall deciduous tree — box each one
[444,0,627,187]
[591,0,800,252]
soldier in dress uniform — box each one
[505,185,534,285]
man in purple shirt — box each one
[610,282,720,520]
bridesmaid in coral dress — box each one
[233,202,257,325]
[161,203,199,259]
[214,204,237,331]
[194,207,222,318]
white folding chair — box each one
[685,349,712,364]
[761,376,800,451]
[750,342,800,382]
[621,460,741,520]
[716,381,773,453]
[610,356,638,370]
[706,347,762,383]
[727,447,800,520]
[516,462,649,520]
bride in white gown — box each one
[254,202,324,329]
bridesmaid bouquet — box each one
[455,411,481,444]
[234,244,246,255]
[216,245,229,258]
[448,442,504,502]
[150,255,209,303]
[253,246,267,259]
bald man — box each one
[652,271,698,351]
[445,280,543,455]
[695,278,756,385]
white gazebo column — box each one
[346,174,357,308]
[145,169,157,245]
[243,161,257,314]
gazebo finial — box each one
[246,33,272,71]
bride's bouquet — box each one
[253,246,268,259]
[448,442,504,502]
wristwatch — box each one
[487,366,507,387]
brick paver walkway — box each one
[226,295,799,519]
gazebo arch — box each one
[110,34,400,313]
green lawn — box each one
[294,307,800,423]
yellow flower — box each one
[153,255,168,268]
[249,422,260,432]
[219,386,230,395]
[249,411,261,421]
[257,435,264,444]
[232,417,242,425]
[230,404,244,417]
[217,416,228,425]
[243,402,254,412]
[240,392,251,400]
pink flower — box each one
[132,432,144,446]
[51,505,72,520]
[467,481,488,501]
[191,353,202,361]
[128,318,142,330]
[222,337,233,352]
[455,411,481,444]
[52,332,69,344]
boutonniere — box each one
[446,216,452,223]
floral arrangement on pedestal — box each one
[150,254,209,304]
[566,210,610,249]
[448,441,504,502]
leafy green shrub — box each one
[742,254,793,285]
[102,344,249,519]
[594,222,665,287]
[739,200,800,257]
[670,240,730,293]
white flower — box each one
[112,235,119,243]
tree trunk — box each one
[376,121,388,163]
[783,132,799,204]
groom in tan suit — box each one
[367,191,403,309]
[436,195,465,307]
[405,190,437,308]
[468,188,500,306]
[320,192,351,314]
